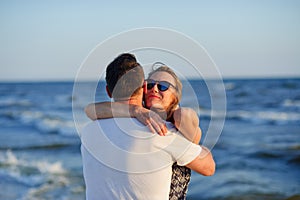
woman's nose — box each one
[152,84,159,92]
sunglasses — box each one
[146,79,176,92]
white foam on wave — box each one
[36,117,76,136]
[257,111,300,121]
[196,108,300,123]
[0,98,32,107]
[5,149,18,165]
[0,150,67,175]
[24,175,70,200]
[283,99,300,108]
[55,94,73,103]
[0,150,75,200]
[15,110,77,136]
[0,150,70,198]
[196,108,226,119]
[224,82,235,90]
[227,110,300,123]
[36,161,66,175]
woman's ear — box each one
[106,85,112,98]
[142,81,147,108]
[143,80,147,94]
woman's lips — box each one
[148,95,160,99]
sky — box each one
[0,0,300,81]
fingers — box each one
[149,118,166,136]
[144,118,165,136]
[146,123,156,134]
[149,112,168,135]
[135,109,168,136]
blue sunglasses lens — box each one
[147,80,170,91]
[158,82,170,91]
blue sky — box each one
[0,0,300,81]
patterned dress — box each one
[169,163,191,200]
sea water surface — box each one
[0,79,299,200]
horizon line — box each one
[0,75,300,83]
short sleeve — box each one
[163,130,202,166]
[176,142,201,166]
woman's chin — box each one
[149,103,164,109]
[148,105,168,120]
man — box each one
[80,53,215,200]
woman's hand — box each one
[131,106,168,136]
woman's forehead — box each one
[149,71,176,85]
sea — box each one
[0,78,299,200]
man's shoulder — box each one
[81,119,118,133]
[84,118,138,126]
[82,120,102,130]
[165,122,177,133]
[82,118,146,134]
[80,120,100,138]
[94,118,143,127]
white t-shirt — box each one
[80,118,201,200]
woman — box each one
[85,65,202,199]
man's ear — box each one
[106,85,112,98]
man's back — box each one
[81,118,201,200]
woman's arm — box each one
[173,107,202,144]
[84,102,167,135]
[85,102,132,120]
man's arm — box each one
[173,108,202,144]
[185,146,216,176]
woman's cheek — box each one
[145,98,151,107]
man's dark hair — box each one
[105,53,144,100]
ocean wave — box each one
[0,150,74,199]
[0,150,67,187]
[196,108,226,119]
[4,110,78,136]
[54,94,74,103]
[224,82,236,90]
[0,98,32,108]
[227,110,300,123]
[35,116,76,136]
[283,99,300,108]
[0,143,75,151]
[0,150,67,175]
[197,108,300,124]
[250,150,285,159]
[288,155,300,164]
